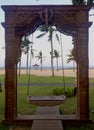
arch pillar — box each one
[4,25,21,120]
[76,25,89,120]
[1,5,92,125]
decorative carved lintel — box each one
[39,8,53,30]
[14,9,80,36]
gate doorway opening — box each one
[2,5,92,125]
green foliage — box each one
[21,36,32,54]
[65,87,75,97]
[53,88,64,95]
[0,87,5,121]
[72,0,85,5]
[0,75,5,84]
[66,49,74,63]
[64,125,94,130]
[87,0,94,5]
[53,50,60,58]
[89,87,94,121]
[0,125,9,130]
[53,87,75,97]
[72,0,94,5]
[60,96,77,115]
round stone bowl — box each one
[27,95,66,106]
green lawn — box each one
[17,74,75,84]
[0,74,94,130]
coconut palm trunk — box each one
[56,57,59,71]
[18,58,21,76]
[50,33,54,77]
[26,49,29,75]
[35,51,44,72]
[60,33,66,93]
[53,50,60,71]
[40,58,42,71]
[20,36,33,75]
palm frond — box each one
[48,34,52,41]
[36,33,46,38]
[55,33,60,43]
[66,58,74,63]
[72,0,85,5]
[37,25,46,32]
[21,36,32,47]
[87,0,94,5]
[66,49,75,63]
[53,50,60,58]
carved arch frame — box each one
[2,5,92,125]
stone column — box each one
[4,25,19,120]
[76,25,89,120]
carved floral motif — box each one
[15,9,78,36]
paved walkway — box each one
[31,106,63,130]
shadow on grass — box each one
[64,125,94,130]
[0,124,9,130]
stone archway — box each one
[2,5,92,125]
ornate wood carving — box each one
[39,8,53,30]
[1,5,92,124]
[13,7,81,37]
[15,10,78,36]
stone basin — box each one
[27,95,66,106]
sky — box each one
[0,0,94,68]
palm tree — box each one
[72,0,85,5]
[29,46,35,70]
[21,36,33,75]
[71,0,94,5]
[87,0,94,5]
[18,57,22,76]
[36,25,59,77]
[27,45,35,96]
[59,33,66,94]
[35,51,45,71]
[53,50,60,71]
[66,49,76,71]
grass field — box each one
[0,74,94,130]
